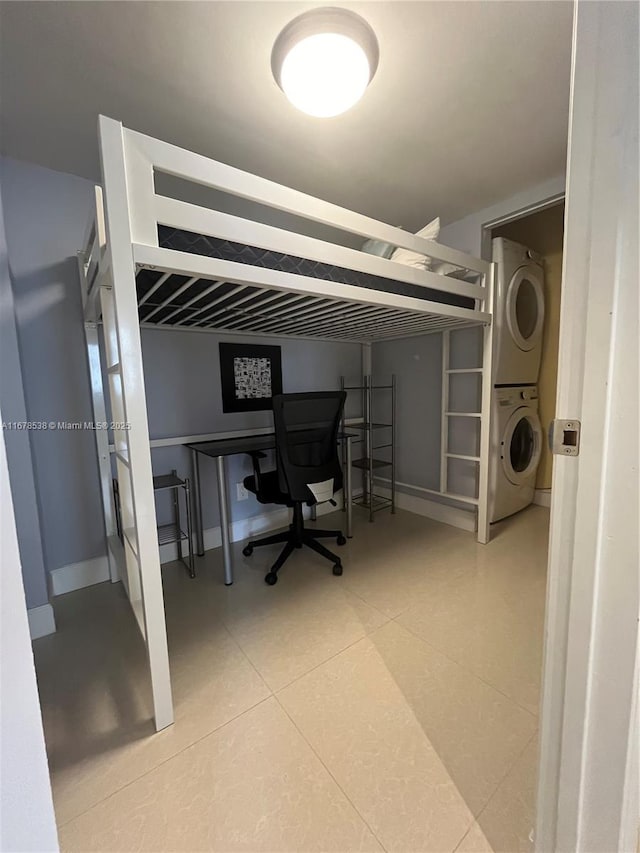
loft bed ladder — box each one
[79,124,174,732]
[440,327,492,529]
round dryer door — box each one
[506,266,545,352]
[501,406,543,485]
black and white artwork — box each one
[233,356,272,400]
[219,343,283,412]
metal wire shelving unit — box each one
[341,374,396,522]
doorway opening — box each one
[490,200,565,505]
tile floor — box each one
[34,505,549,852]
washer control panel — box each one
[520,388,538,401]
[495,386,539,407]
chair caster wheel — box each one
[332,562,343,576]
[242,545,253,557]
[264,572,278,586]
[336,534,347,546]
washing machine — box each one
[489,385,543,522]
[492,237,545,385]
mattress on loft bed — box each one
[155,226,475,310]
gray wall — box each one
[372,335,443,491]
[135,327,361,530]
[372,328,481,502]
[1,156,102,573]
[0,177,50,608]
[1,155,361,573]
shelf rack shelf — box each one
[352,457,391,471]
[152,469,195,579]
[341,374,396,522]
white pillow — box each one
[391,217,440,270]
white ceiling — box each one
[0,1,573,228]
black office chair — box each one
[242,391,347,585]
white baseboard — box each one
[50,555,110,596]
[375,484,476,532]
[534,489,552,508]
[51,500,350,590]
[27,603,56,639]
[160,498,347,564]
[159,505,292,563]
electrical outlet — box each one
[236,482,249,501]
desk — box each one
[186,433,354,585]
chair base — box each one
[242,504,345,585]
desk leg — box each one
[346,436,353,538]
[190,449,205,557]
[216,455,233,586]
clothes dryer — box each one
[492,237,545,385]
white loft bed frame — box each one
[78,116,495,731]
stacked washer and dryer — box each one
[489,238,545,522]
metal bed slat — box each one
[241,298,342,333]
[245,307,367,337]
[277,308,393,338]
[227,294,322,331]
[319,317,435,340]
[178,284,252,325]
[142,276,199,322]
[359,322,456,340]
[284,308,393,337]
[255,301,384,335]
[220,300,314,331]
[241,304,444,339]
[138,272,171,307]
[195,287,271,327]
[158,279,228,325]
[290,305,424,335]
[225,305,332,335]
[326,313,467,339]
[336,312,436,334]
[190,285,263,326]
[205,289,296,328]
[209,304,320,333]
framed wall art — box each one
[219,342,283,413]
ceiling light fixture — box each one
[271,8,379,118]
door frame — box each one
[480,194,565,261]
[533,2,639,851]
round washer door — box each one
[501,406,543,485]
[505,265,545,352]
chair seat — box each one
[243,471,294,507]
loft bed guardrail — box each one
[80,119,493,344]
[78,116,495,732]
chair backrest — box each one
[272,391,346,504]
